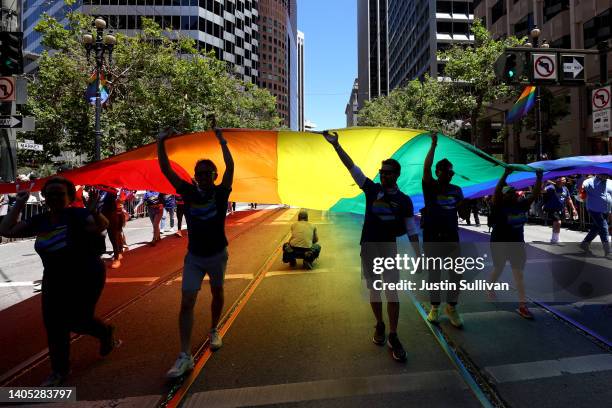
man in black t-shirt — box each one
[157,127,234,378]
[323,131,421,363]
[422,132,465,328]
[489,168,542,320]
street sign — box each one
[0,115,21,128]
[23,139,33,144]
[561,55,585,81]
[592,86,611,111]
[0,77,15,101]
[533,53,557,80]
[17,142,43,152]
[593,109,611,133]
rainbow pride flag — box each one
[506,86,536,124]
[0,128,535,212]
[85,70,110,105]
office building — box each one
[22,0,260,84]
[357,0,388,110]
[258,0,298,129]
[476,0,611,157]
[297,29,304,131]
[388,0,474,88]
[345,78,359,127]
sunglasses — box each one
[195,170,217,177]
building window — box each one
[513,13,533,39]
[583,9,611,49]
[491,0,506,24]
[543,0,569,23]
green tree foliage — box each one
[20,8,280,163]
[357,20,522,145]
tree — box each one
[20,7,281,164]
[356,20,522,144]
[440,19,522,146]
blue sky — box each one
[298,0,357,131]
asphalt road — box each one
[1,209,611,407]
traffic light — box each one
[0,32,23,76]
[494,51,527,84]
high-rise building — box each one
[22,0,260,84]
[345,78,359,127]
[388,0,474,88]
[475,0,611,157]
[357,0,388,111]
[297,29,304,131]
[258,0,298,129]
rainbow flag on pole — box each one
[506,86,536,124]
[85,69,110,105]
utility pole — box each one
[0,0,19,182]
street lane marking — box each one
[106,277,160,285]
[0,281,36,288]
[169,274,253,283]
[164,231,291,408]
[183,370,466,408]
[266,269,331,277]
[485,353,612,383]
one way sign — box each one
[561,54,585,82]
[0,115,22,128]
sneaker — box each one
[303,260,313,270]
[40,371,68,387]
[166,352,194,378]
[209,328,223,351]
[579,242,592,254]
[372,322,385,345]
[387,333,407,362]
[100,325,122,356]
[426,306,440,324]
[516,305,534,320]
[445,304,464,328]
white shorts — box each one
[182,249,228,291]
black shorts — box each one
[360,242,399,290]
[491,242,526,270]
[544,210,563,222]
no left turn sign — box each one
[533,53,557,80]
[0,77,15,102]
[592,86,611,111]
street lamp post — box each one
[529,26,547,160]
[82,17,116,161]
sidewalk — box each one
[0,204,275,311]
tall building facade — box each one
[345,78,359,127]
[476,0,611,157]
[388,0,474,88]
[297,29,304,131]
[258,0,298,129]
[357,0,388,110]
[22,0,260,84]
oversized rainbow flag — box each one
[84,70,110,105]
[506,86,536,124]
[0,128,538,212]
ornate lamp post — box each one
[82,17,116,161]
[530,26,545,160]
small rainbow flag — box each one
[85,69,110,105]
[506,86,536,124]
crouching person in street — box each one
[283,209,321,269]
